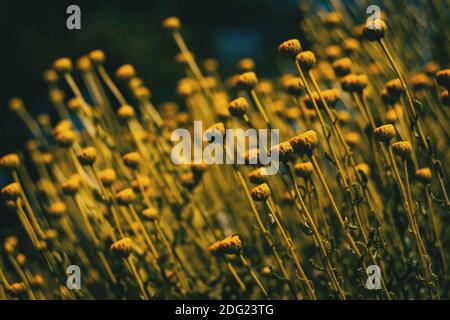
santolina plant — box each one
[0,1,448,300]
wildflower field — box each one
[0,0,449,300]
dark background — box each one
[0,0,318,235]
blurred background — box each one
[0,0,448,235]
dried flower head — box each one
[332,57,353,77]
[284,77,304,96]
[236,72,258,90]
[204,122,225,142]
[436,69,450,89]
[415,167,432,184]
[99,169,117,187]
[343,38,359,54]
[290,130,319,156]
[373,124,396,143]
[325,45,342,62]
[117,104,135,120]
[115,64,136,80]
[250,183,271,201]
[385,79,404,97]
[392,141,413,159]
[53,58,73,73]
[162,16,181,30]
[142,208,159,222]
[344,132,361,147]
[217,234,242,255]
[248,168,268,185]
[76,56,91,71]
[278,39,302,60]
[123,152,141,169]
[8,282,26,295]
[228,97,249,116]
[78,147,97,165]
[410,74,433,91]
[296,51,316,71]
[55,130,76,148]
[0,153,20,170]
[115,188,136,205]
[47,202,66,217]
[270,142,293,162]
[237,58,255,72]
[9,98,25,112]
[363,19,387,41]
[340,74,368,92]
[89,50,105,64]
[294,162,314,179]
[62,175,81,195]
[2,182,21,200]
[110,237,133,258]
[43,69,58,83]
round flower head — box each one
[340,74,368,92]
[290,130,319,156]
[294,162,314,179]
[410,74,433,92]
[237,58,255,72]
[436,69,450,89]
[110,237,133,258]
[76,56,91,72]
[203,58,218,73]
[392,141,413,159]
[343,38,360,54]
[332,57,352,77]
[278,39,302,60]
[89,50,105,64]
[123,152,141,169]
[325,45,342,62]
[30,274,45,289]
[323,11,342,28]
[296,51,316,71]
[0,153,20,170]
[43,69,58,83]
[284,77,304,96]
[47,202,66,218]
[1,182,21,200]
[128,77,143,90]
[131,175,150,192]
[115,64,136,80]
[142,208,159,222]
[49,89,65,104]
[4,236,18,253]
[117,104,135,120]
[55,130,76,148]
[336,110,351,123]
[8,282,26,295]
[355,163,370,179]
[162,16,181,30]
[270,142,293,162]
[440,90,450,106]
[204,122,225,142]
[98,169,116,187]
[363,19,387,41]
[236,72,258,90]
[133,86,151,100]
[115,188,136,205]
[9,98,25,112]
[53,120,72,135]
[218,234,242,255]
[385,108,399,122]
[344,132,361,147]
[256,80,273,95]
[62,175,81,195]
[322,88,341,108]
[53,58,73,73]
[77,147,97,165]
[248,168,268,185]
[385,79,404,97]
[228,97,249,116]
[424,61,439,77]
[415,167,432,184]
[373,124,396,143]
[250,183,271,201]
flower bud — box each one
[373,124,396,143]
[53,58,73,73]
[236,72,258,90]
[162,16,181,30]
[250,183,271,201]
[392,141,413,159]
[363,19,387,41]
[278,39,302,60]
[123,152,141,169]
[296,51,316,71]
[228,97,249,116]
[415,167,432,184]
[0,153,20,170]
[294,162,314,179]
[77,147,97,165]
[290,130,319,156]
